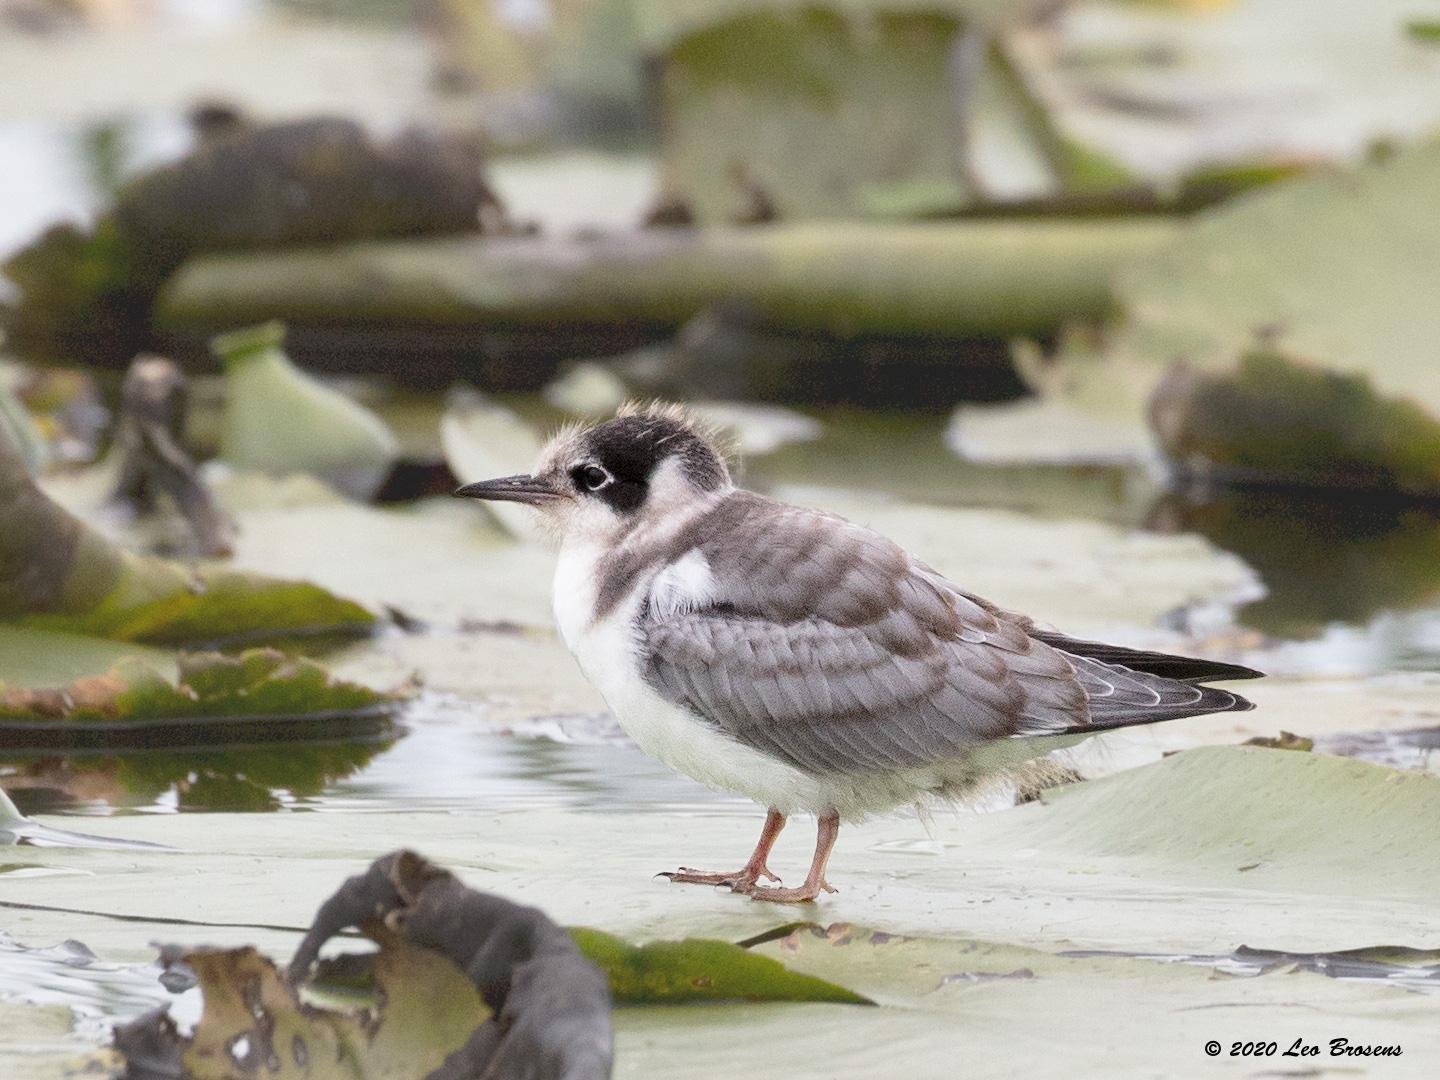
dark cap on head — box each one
[581,411,729,494]
[454,404,730,514]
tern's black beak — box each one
[453,474,564,505]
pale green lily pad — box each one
[627,928,1435,1080]
[688,402,822,457]
[0,625,174,688]
[303,925,870,1008]
[441,389,545,540]
[158,220,1177,344]
[1,785,169,849]
[3,747,1438,1076]
[26,570,379,650]
[654,3,1126,222]
[659,7,975,223]
[1038,140,1440,467]
[3,415,380,649]
[0,1002,94,1080]
[214,322,400,502]
[1149,346,1440,494]
[6,746,1437,958]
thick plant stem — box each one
[156,220,1179,345]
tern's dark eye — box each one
[572,464,611,492]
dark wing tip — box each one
[1029,630,1265,684]
[1204,661,1266,682]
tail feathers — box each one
[1075,680,1256,735]
[1038,652,1258,739]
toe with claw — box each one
[747,879,837,904]
[659,865,780,891]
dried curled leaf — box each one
[109,354,235,558]
[116,928,491,1080]
[112,850,615,1079]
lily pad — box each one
[440,389,544,540]
[1150,346,1440,494]
[2,414,379,648]
[0,649,403,749]
[0,625,173,689]
[1,787,169,850]
[3,746,1439,1076]
[215,322,400,502]
[1036,140,1440,476]
[27,571,381,651]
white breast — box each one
[552,537,818,811]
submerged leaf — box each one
[569,927,872,1006]
[0,648,402,748]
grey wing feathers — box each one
[642,492,1255,776]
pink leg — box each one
[660,808,786,892]
[748,811,840,903]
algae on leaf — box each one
[0,649,402,749]
[570,927,872,1006]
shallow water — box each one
[0,932,188,1042]
[0,693,751,819]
